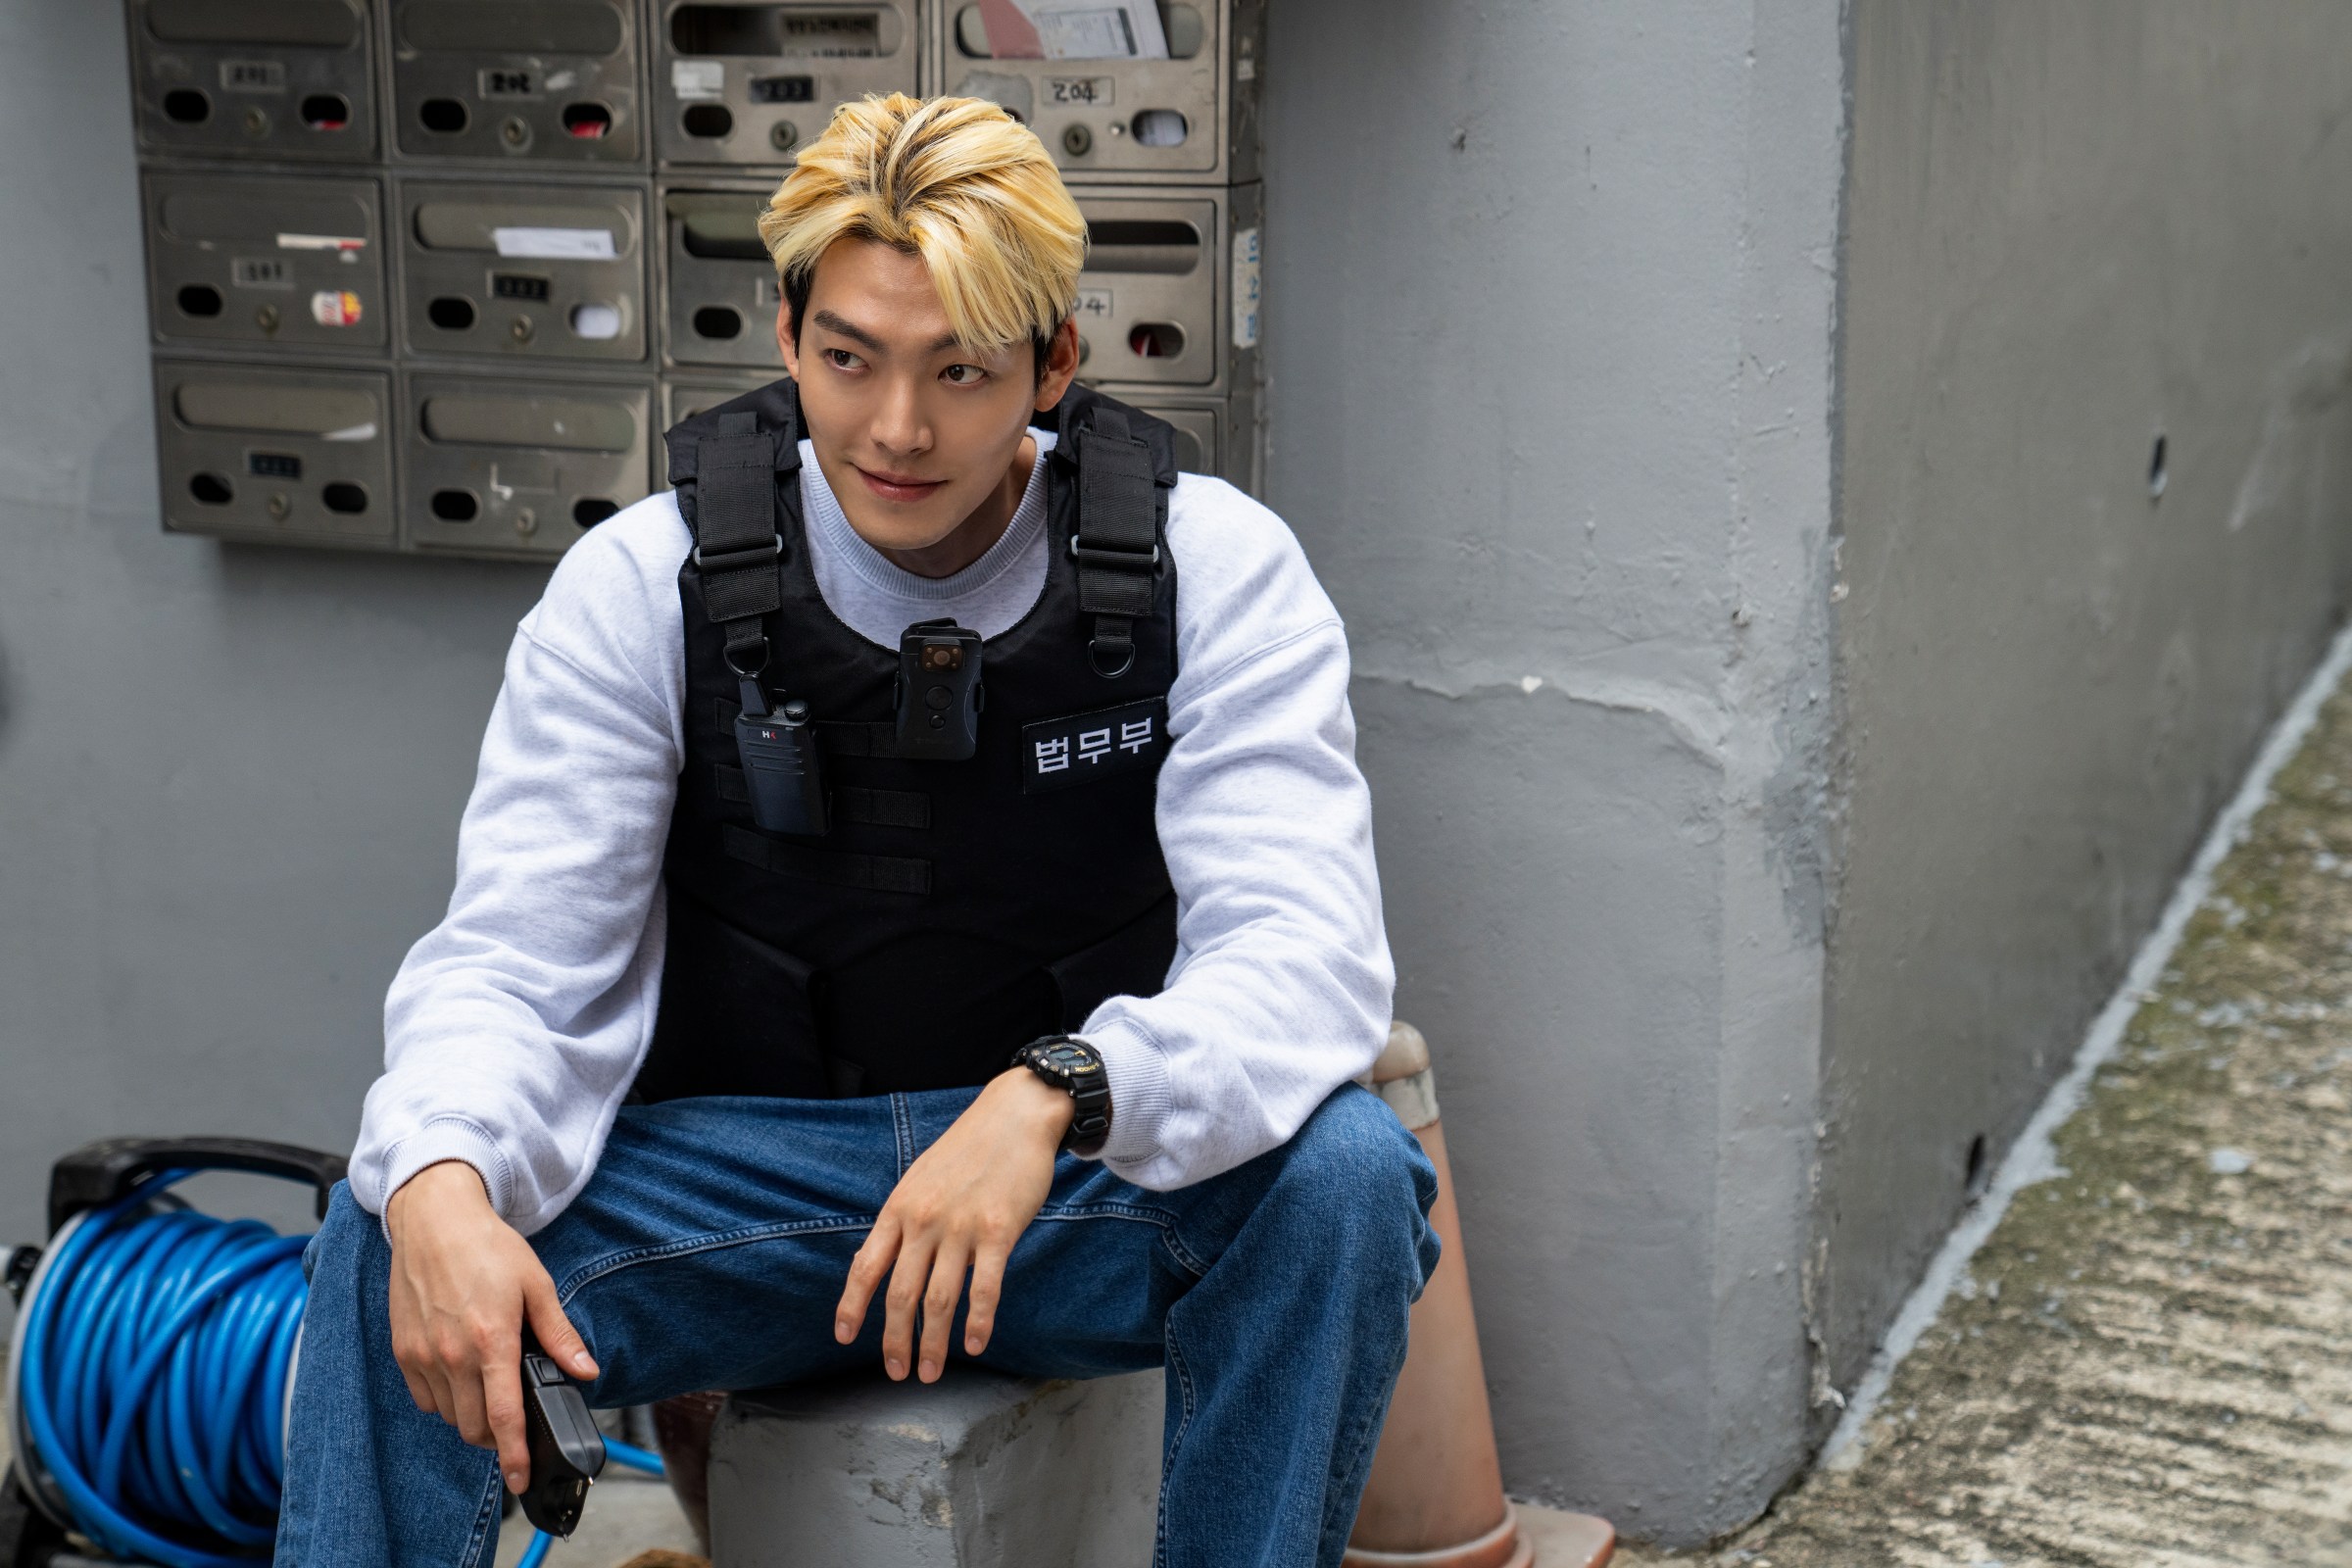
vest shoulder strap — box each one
[666,383,804,678]
[1062,397,1177,679]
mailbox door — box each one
[1071,192,1219,389]
[400,181,649,364]
[154,361,396,546]
[940,0,1263,184]
[127,0,378,163]
[661,187,786,369]
[390,0,643,165]
[1140,402,1215,478]
[403,373,652,558]
[144,172,387,353]
[655,1,920,170]
[662,375,778,431]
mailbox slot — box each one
[154,361,395,546]
[144,172,386,353]
[403,373,651,557]
[939,0,1262,185]
[391,0,643,165]
[400,181,648,364]
[660,186,785,368]
[1069,192,1218,389]
[128,0,378,162]
[654,1,919,169]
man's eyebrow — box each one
[809,310,968,358]
[810,309,884,351]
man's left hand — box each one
[834,1067,1075,1381]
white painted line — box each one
[1820,615,2352,1469]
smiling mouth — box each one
[856,465,947,503]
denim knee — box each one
[1274,1087,1441,1279]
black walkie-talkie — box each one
[518,1346,606,1538]
[734,677,829,836]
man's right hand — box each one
[385,1159,600,1494]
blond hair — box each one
[760,94,1086,353]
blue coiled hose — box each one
[14,1170,662,1568]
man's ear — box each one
[775,296,801,381]
[1034,319,1080,415]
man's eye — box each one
[825,348,864,370]
[942,364,988,386]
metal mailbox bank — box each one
[127,0,1266,561]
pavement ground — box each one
[1615,673,2352,1564]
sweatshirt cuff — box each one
[1087,1018,1173,1169]
[370,1116,514,1234]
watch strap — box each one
[1013,1036,1112,1157]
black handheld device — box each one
[734,685,829,836]
[518,1348,606,1539]
[896,619,985,760]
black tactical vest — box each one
[634,377,1183,1102]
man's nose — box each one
[870,375,931,461]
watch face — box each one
[1046,1042,1100,1075]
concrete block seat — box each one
[708,1367,1164,1566]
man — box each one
[277,95,1435,1568]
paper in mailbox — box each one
[995,0,1168,59]
[493,227,619,261]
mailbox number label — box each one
[480,69,538,99]
[232,258,294,290]
[1047,77,1114,108]
[220,60,286,93]
[1074,287,1114,320]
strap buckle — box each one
[695,533,783,573]
[1067,536,1162,570]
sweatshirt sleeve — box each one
[1085,476,1396,1191]
[350,496,691,1236]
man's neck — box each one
[876,435,1038,580]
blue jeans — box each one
[273,1085,1439,1568]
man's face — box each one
[777,236,1076,557]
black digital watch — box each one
[1010,1036,1112,1156]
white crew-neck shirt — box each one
[354,430,1394,1235]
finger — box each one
[835,1215,902,1345]
[414,1348,462,1430]
[522,1270,599,1380]
[963,1244,1011,1358]
[482,1355,531,1494]
[443,1345,493,1449]
[882,1235,938,1382]
[918,1242,971,1383]
[397,1359,436,1415]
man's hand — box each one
[835,1069,1074,1382]
[385,1159,599,1494]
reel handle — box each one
[48,1137,348,1235]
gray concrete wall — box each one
[1818,2,2352,1410]
[0,1,549,1242]
[1261,0,1845,1540]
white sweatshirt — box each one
[353,432,1394,1236]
